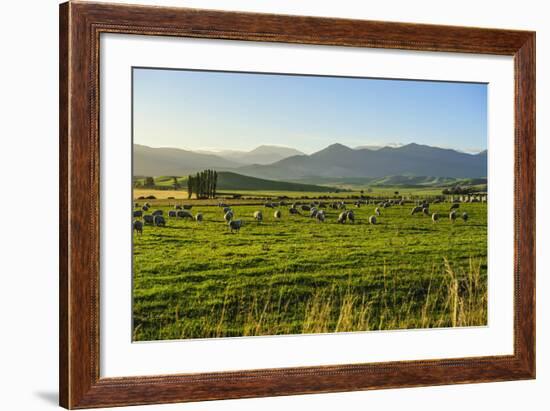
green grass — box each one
[132,199,487,341]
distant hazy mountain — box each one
[133,144,240,176]
[238,143,487,180]
[198,145,304,165]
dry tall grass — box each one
[163,257,487,339]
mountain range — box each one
[134,143,487,181]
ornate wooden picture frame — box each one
[59,1,535,408]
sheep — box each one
[398,200,405,206]
[133,220,143,235]
[462,212,469,222]
[253,211,263,222]
[224,211,234,222]
[383,202,390,208]
[450,203,460,211]
[318,202,327,208]
[369,215,377,225]
[301,205,311,211]
[375,207,381,216]
[346,210,355,223]
[174,205,182,210]
[354,201,361,208]
[195,212,203,222]
[177,210,193,219]
[449,210,457,222]
[310,208,318,218]
[316,210,325,222]
[144,202,151,208]
[143,214,154,225]
[152,210,163,216]
[223,206,232,214]
[431,213,439,223]
[289,207,300,215]
[168,210,177,218]
[142,205,149,212]
[183,205,192,210]
[422,207,430,216]
[228,219,243,233]
[154,215,166,227]
[264,202,274,208]
[274,210,282,219]
[134,202,139,208]
[337,211,347,224]
[411,206,423,215]
[133,210,143,218]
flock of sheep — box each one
[132,198,470,235]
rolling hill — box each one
[135,172,338,192]
[133,144,240,176]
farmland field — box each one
[132,193,487,341]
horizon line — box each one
[134,141,487,156]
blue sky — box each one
[133,68,487,154]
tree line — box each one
[187,169,218,199]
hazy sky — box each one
[133,67,487,154]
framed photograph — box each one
[59,2,535,409]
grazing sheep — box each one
[274,210,282,219]
[223,206,232,214]
[264,202,274,208]
[383,202,390,208]
[142,205,149,212]
[174,205,182,210]
[411,206,423,215]
[462,212,469,222]
[254,211,263,222]
[152,210,163,216]
[431,213,439,223]
[301,205,311,211]
[375,207,381,216]
[337,211,347,224]
[369,215,377,225]
[398,200,404,206]
[316,211,325,222]
[224,211,234,222]
[168,210,177,218]
[450,203,460,211]
[133,220,143,234]
[354,201,361,208]
[346,210,355,223]
[310,208,318,218]
[195,212,203,222]
[449,210,457,222]
[228,219,243,232]
[133,210,143,218]
[422,207,430,216]
[154,215,166,227]
[144,202,151,208]
[177,210,193,219]
[289,207,300,215]
[183,205,192,210]
[143,214,154,225]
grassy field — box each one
[132,194,487,341]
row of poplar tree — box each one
[187,169,218,199]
